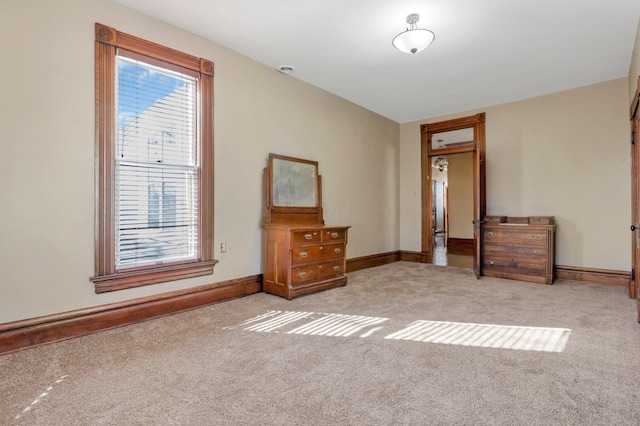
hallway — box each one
[432,235,473,269]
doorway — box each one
[430,154,474,269]
[420,113,486,278]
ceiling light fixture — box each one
[392,14,435,54]
[434,157,448,172]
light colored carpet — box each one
[2,262,639,425]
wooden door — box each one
[630,78,640,321]
[473,116,487,279]
[421,147,434,263]
[631,117,638,301]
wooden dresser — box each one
[263,225,349,299]
[262,153,350,299]
[482,216,556,285]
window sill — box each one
[90,259,218,293]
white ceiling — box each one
[114,0,640,123]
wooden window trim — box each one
[91,23,216,293]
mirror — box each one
[263,153,324,226]
[270,154,318,208]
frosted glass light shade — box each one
[392,29,435,54]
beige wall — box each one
[400,78,630,271]
[447,153,474,240]
[0,0,399,323]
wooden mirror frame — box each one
[420,113,486,278]
[262,153,324,226]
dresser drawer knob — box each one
[533,250,538,254]
[304,234,313,240]
[490,261,494,265]
[298,272,307,278]
[331,232,339,238]
[333,266,340,271]
[334,248,341,254]
[488,232,496,237]
[299,251,308,258]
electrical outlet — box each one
[220,242,227,253]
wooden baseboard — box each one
[346,251,401,272]
[345,251,422,272]
[400,251,422,262]
[0,275,262,356]
[555,265,630,287]
[447,238,474,255]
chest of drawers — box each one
[482,216,555,285]
[263,225,349,299]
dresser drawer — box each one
[484,255,547,269]
[316,260,345,280]
[484,229,548,246]
[483,258,547,275]
[529,216,554,225]
[484,216,507,224]
[291,265,318,285]
[322,228,347,243]
[291,261,344,286]
[292,230,321,246]
[484,243,547,258]
[292,244,346,265]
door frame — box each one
[420,113,486,277]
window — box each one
[91,23,216,293]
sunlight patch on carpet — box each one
[228,310,388,337]
[227,310,315,332]
[15,375,69,420]
[384,320,571,352]
[288,313,388,336]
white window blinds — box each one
[115,52,199,270]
